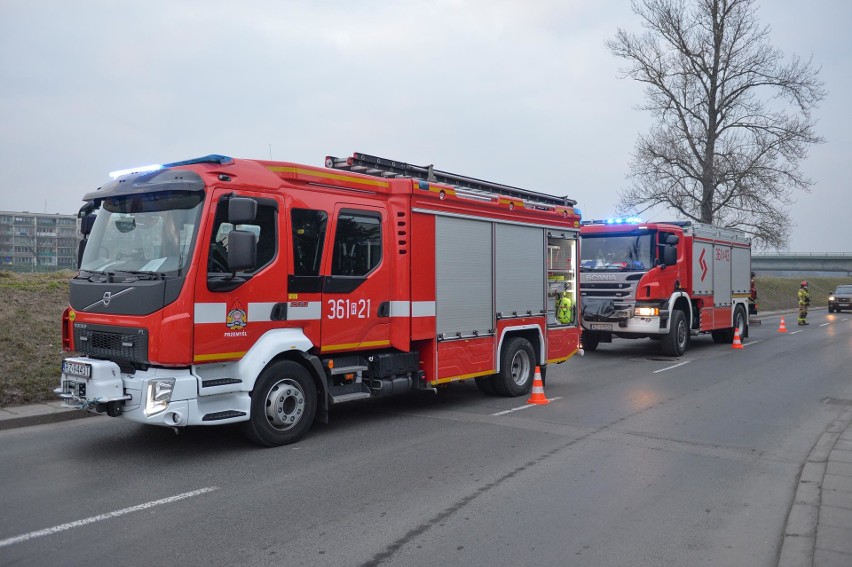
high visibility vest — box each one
[798,288,809,306]
[557,293,573,324]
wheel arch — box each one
[670,293,693,329]
[497,324,544,371]
[235,328,329,423]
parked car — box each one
[828,284,852,313]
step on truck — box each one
[579,219,751,356]
[57,153,583,446]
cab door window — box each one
[208,197,277,274]
[331,211,382,276]
[291,208,328,276]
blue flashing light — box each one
[108,163,162,179]
[602,216,643,225]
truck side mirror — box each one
[665,234,679,245]
[227,229,257,272]
[662,245,677,266]
[228,198,257,225]
[80,213,97,236]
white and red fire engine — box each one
[579,219,751,356]
[58,153,582,446]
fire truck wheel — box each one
[475,376,497,395]
[493,337,535,397]
[661,309,688,357]
[242,360,317,447]
[734,306,748,339]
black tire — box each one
[475,375,497,395]
[241,360,317,447]
[661,309,688,357]
[828,306,834,313]
[493,337,535,397]
[582,330,600,352]
[734,306,748,339]
[711,329,730,344]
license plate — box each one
[590,323,612,331]
[62,380,86,398]
[62,360,91,378]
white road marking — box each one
[653,360,691,373]
[0,486,220,548]
[492,397,562,416]
[790,330,803,335]
[820,323,830,327]
[741,340,763,347]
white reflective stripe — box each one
[195,303,226,324]
[388,301,410,317]
[288,301,322,321]
[249,302,276,322]
[412,301,436,317]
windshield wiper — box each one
[111,271,165,281]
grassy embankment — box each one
[0,272,849,407]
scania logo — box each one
[587,274,617,281]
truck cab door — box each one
[193,190,283,364]
[320,205,391,354]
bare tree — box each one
[608,0,825,249]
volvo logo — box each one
[84,288,133,311]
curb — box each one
[777,407,852,567]
[0,403,98,431]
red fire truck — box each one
[579,219,751,356]
[57,153,582,446]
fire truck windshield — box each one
[79,191,204,276]
[581,233,653,271]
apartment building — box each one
[0,210,80,272]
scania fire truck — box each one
[579,219,751,356]
[57,153,582,446]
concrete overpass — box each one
[752,253,852,277]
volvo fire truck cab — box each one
[58,153,582,446]
[579,218,751,356]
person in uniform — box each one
[797,281,811,325]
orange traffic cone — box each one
[778,317,788,333]
[732,328,743,349]
[527,366,550,405]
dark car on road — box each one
[828,284,852,313]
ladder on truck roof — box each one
[325,152,576,208]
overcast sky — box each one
[1,1,849,252]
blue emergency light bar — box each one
[108,154,233,179]
[582,217,643,226]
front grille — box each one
[581,282,636,299]
[74,323,149,365]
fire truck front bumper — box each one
[57,358,250,427]
[583,305,668,335]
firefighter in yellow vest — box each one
[797,281,810,325]
[556,290,574,324]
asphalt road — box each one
[1,312,851,566]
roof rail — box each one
[325,152,576,208]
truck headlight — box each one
[145,378,175,416]
[829,295,835,301]
[635,306,660,317]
